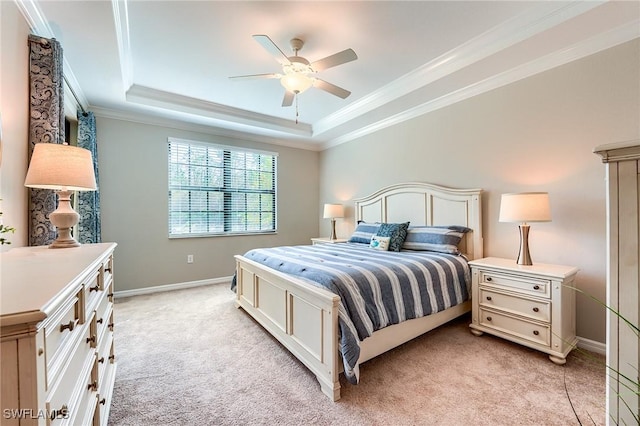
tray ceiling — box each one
[18,1,640,150]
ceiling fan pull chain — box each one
[295,94,299,124]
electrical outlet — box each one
[187,255,194,264]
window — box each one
[168,138,277,237]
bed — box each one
[234,182,483,401]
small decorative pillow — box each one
[348,222,382,244]
[401,225,471,254]
[375,222,410,252]
[370,235,391,251]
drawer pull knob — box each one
[108,292,114,301]
[60,321,75,333]
[99,398,106,405]
[533,330,539,336]
[105,267,112,273]
[109,354,116,362]
[486,277,493,282]
[486,316,492,321]
[50,404,69,420]
[533,307,539,312]
[89,284,100,292]
[88,380,98,391]
[486,296,492,301]
[108,322,114,331]
[533,285,540,290]
[97,318,104,324]
[98,357,105,364]
[87,335,96,344]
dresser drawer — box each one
[480,271,550,298]
[95,358,117,426]
[44,292,82,388]
[479,308,550,347]
[95,293,112,340]
[479,288,550,322]
[101,255,114,286]
[83,270,103,321]
[46,325,95,425]
[96,328,113,386]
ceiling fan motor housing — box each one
[290,38,305,53]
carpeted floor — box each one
[108,284,605,426]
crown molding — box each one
[321,21,640,150]
[313,0,605,138]
[111,0,133,91]
[126,84,313,137]
[90,105,322,151]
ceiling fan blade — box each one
[282,91,294,107]
[314,79,351,99]
[229,73,280,80]
[253,35,291,65]
[311,49,357,71]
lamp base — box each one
[516,224,533,266]
[49,190,81,249]
[329,218,337,240]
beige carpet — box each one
[108,284,605,426]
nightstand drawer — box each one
[479,288,550,322]
[480,271,550,298]
[479,309,550,347]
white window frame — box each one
[168,137,278,238]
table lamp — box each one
[499,192,551,265]
[323,203,344,240]
[24,143,97,248]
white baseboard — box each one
[576,336,606,355]
[114,276,233,299]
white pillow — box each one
[370,235,391,251]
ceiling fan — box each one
[230,35,358,107]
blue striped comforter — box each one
[240,242,471,384]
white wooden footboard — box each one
[234,255,342,401]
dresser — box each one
[1,243,117,426]
[468,257,578,364]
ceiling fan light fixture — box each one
[280,72,313,94]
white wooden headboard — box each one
[354,182,483,260]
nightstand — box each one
[311,237,348,245]
[468,257,578,364]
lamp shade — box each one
[24,143,97,191]
[323,203,344,219]
[499,192,551,223]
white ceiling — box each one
[17,1,640,150]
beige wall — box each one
[319,39,640,343]
[96,117,319,292]
[0,1,30,250]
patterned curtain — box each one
[28,35,64,246]
[77,111,101,243]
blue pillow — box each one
[375,222,410,252]
[348,222,381,244]
[401,226,471,254]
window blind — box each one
[168,138,277,237]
